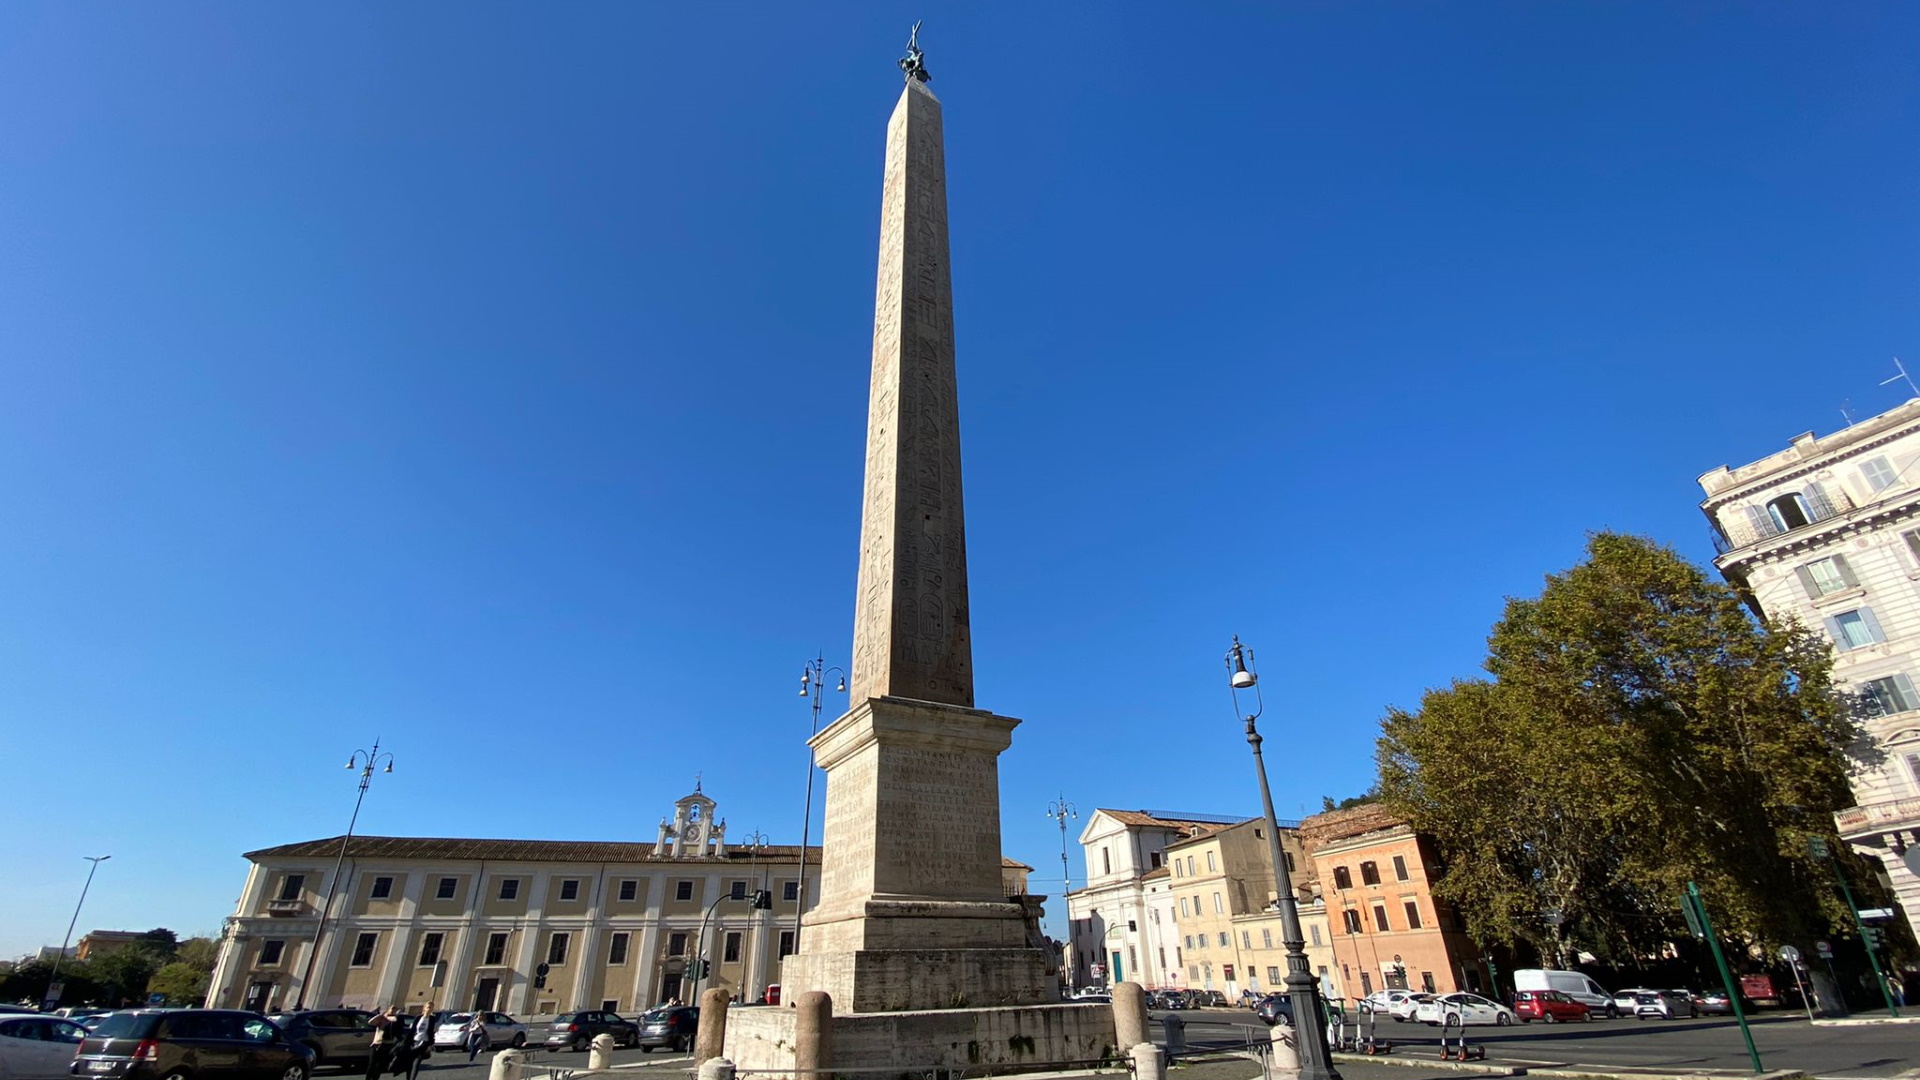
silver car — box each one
[431,1012,527,1051]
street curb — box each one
[1520,1070,1809,1080]
[1807,1015,1919,1025]
[1330,1051,1518,1074]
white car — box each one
[1412,992,1516,1026]
[432,1012,528,1051]
[1389,993,1434,1021]
[0,1014,87,1079]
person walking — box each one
[365,1005,400,1080]
[403,1002,436,1080]
[463,1012,490,1063]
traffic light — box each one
[1862,926,1885,952]
[534,975,547,989]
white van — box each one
[1511,969,1617,1017]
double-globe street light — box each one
[45,855,111,1009]
[794,657,846,953]
[1228,636,1341,1080]
[294,739,395,1010]
[1045,797,1077,989]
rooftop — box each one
[246,834,1031,870]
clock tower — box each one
[652,781,727,858]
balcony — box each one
[265,899,312,917]
[1834,796,1920,846]
[1714,486,1855,554]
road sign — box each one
[536,962,551,977]
[147,993,165,1005]
[1779,945,1801,963]
[1816,941,1833,958]
[1858,907,1895,920]
[1090,964,1105,978]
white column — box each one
[515,872,551,1013]
[375,871,427,1007]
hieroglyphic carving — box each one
[850,80,974,708]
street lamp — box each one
[1045,796,1077,914]
[794,656,846,953]
[45,855,110,1009]
[1227,636,1341,1080]
[294,738,395,1010]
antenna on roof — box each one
[1881,357,1919,399]
[1840,399,1856,427]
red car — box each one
[1513,989,1592,1023]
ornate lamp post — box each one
[294,738,394,1010]
[793,657,846,952]
[45,855,110,1009]
[1046,797,1077,989]
[1227,636,1341,1080]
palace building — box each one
[207,785,1033,1015]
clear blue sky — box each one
[3,3,1916,955]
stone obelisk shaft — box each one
[849,77,973,709]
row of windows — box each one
[280,875,801,905]
[305,927,772,970]
[1179,923,1325,951]
[1330,855,1411,891]
[1340,900,1424,934]
[1170,849,1295,880]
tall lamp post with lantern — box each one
[294,739,395,1010]
[794,657,846,953]
[1228,636,1341,1080]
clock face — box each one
[681,821,701,842]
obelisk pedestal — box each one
[726,54,1114,1075]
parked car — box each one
[1512,990,1591,1024]
[0,1014,87,1079]
[1069,993,1111,1005]
[634,1007,698,1053]
[72,1010,314,1080]
[264,1009,376,1069]
[1254,994,1293,1027]
[1513,969,1617,1018]
[1412,993,1516,1026]
[1358,990,1416,1020]
[541,1011,635,1052]
[1692,990,1734,1016]
[1189,990,1229,1009]
[431,1013,527,1052]
[1387,994,1433,1022]
[1632,990,1695,1020]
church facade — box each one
[207,786,1033,1016]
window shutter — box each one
[1833,554,1859,587]
[1860,607,1888,643]
[1824,615,1849,649]
[1806,481,1833,518]
[1796,565,1821,598]
[1895,674,1918,713]
[1745,504,1772,539]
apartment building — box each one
[1064,809,1227,989]
[1302,804,1484,999]
[1164,818,1337,1001]
[1700,399,1920,934]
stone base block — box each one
[725,1003,1117,1075]
[781,946,1052,1013]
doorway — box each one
[659,973,683,1005]
[474,979,499,1012]
[244,982,273,1012]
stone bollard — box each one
[1159,1013,1186,1059]
[1111,982,1150,1049]
[697,1058,736,1080]
[1128,1042,1166,1080]
[588,1033,616,1070]
[489,1048,525,1080]
[694,987,733,1064]
[793,991,833,1080]
[1263,1025,1300,1080]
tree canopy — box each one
[1377,533,1870,961]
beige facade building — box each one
[208,786,1032,1016]
[1700,399,1920,935]
[1164,819,1336,1002]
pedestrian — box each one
[404,1002,436,1080]
[463,1011,490,1062]
[365,1005,399,1080]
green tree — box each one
[147,962,210,1006]
[1377,532,1868,961]
[175,937,219,972]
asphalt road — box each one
[1164,1006,1920,1078]
[329,1010,1919,1080]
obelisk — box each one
[779,34,1049,1014]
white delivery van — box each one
[1511,969,1617,1017]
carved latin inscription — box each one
[874,745,1000,897]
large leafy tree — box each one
[1378,533,1869,960]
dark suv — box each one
[541,1011,636,1052]
[634,1007,698,1053]
[263,1010,375,1069]
[73,1010,314,1080]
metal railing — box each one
[1713,485,1855,553]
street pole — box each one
[1809,836,1899,1017]
[1046,796,1076,990]
[1228,636,1341,1080]
[45,855,111,1009]
[793,657,845,956]
[294,738,394,1010]
[1685,881,1762,1074]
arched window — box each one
[1767,493,1812,532]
